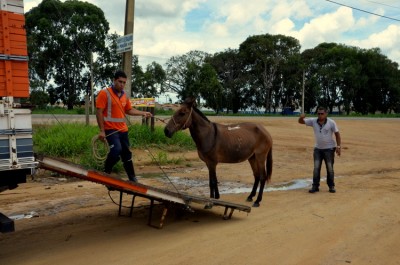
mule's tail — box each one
[266,148,272,183]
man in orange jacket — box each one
[96,70,152,182]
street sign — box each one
[131,98,155,107]
[116,34,133,54]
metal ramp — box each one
[36,156,251,228]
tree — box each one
[195,63,223,113]
[140,62,166,98]
[131,59,166,98]
[29,90,50,109]
[207,49,247,113]
[336,46,364,115]
[131,55,145,97]
[164,50,210,101]
[93,32,123,89]
[239,34,301,112]
[273,53,303,114]
[26,0,109,109]
[356,48,400,114]
[302,43,363,114]
[301,43,400,115]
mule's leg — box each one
[204,163,219,209]
[207,163,220,199]
[251,156,269,207]
[247,177,260,202]
[253,177,266,207]
[247,156,259,202]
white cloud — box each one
[24,0,41,12]
[361,25,400,48]
[269,0,312,23]
[350,24,400,61]
[294,7,355,49]
[207,23,229,38]
[21,0,400,67]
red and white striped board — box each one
[37,155,251,225]
[38,156,187,205]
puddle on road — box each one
[9,211,39,220]
[7,175,333,220]
[138,173,323,194]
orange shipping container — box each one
[0,10,29,98]
[0,60,29,97]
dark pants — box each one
[312,148,335,188]
[104,130,135,180]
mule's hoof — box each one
[222,215,230,220]
[246,197,253,202]
[204,203,213,209]
[252,202,260,207]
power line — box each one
[363,0,400,10]
[325,0,400,22]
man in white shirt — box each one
[298,106,341,193]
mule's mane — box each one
[192,106,211,123]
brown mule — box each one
[164,98,273,207]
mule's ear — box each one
[184,97,196,107]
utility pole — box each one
[90,52,94,114]
[302,69,305,114]
[85,52,94,126]
[123,0,135,98]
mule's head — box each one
[164,97,196,138]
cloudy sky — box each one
[24,0,400,68]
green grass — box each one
[128,124,194,150]
[150,151,184,166]
[33,123,195,171]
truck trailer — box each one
[0,1,36,235]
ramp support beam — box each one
[117,191,169,229]
[118,191,136,217]
[148,199,169,229]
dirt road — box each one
[1,116,399,265]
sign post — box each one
[131,98,155,131]
[121,0,135,99]
[116,34,133,54]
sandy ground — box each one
[1,116,400,265]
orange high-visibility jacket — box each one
[96,87,132,132]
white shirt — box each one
[304,118,339,149]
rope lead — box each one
[91,135,110,163]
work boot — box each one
[329,186,336,193]
[123,161,138,183]
[129,176,138,183]
[309,185,319,193]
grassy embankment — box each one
[33,122,195,172]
